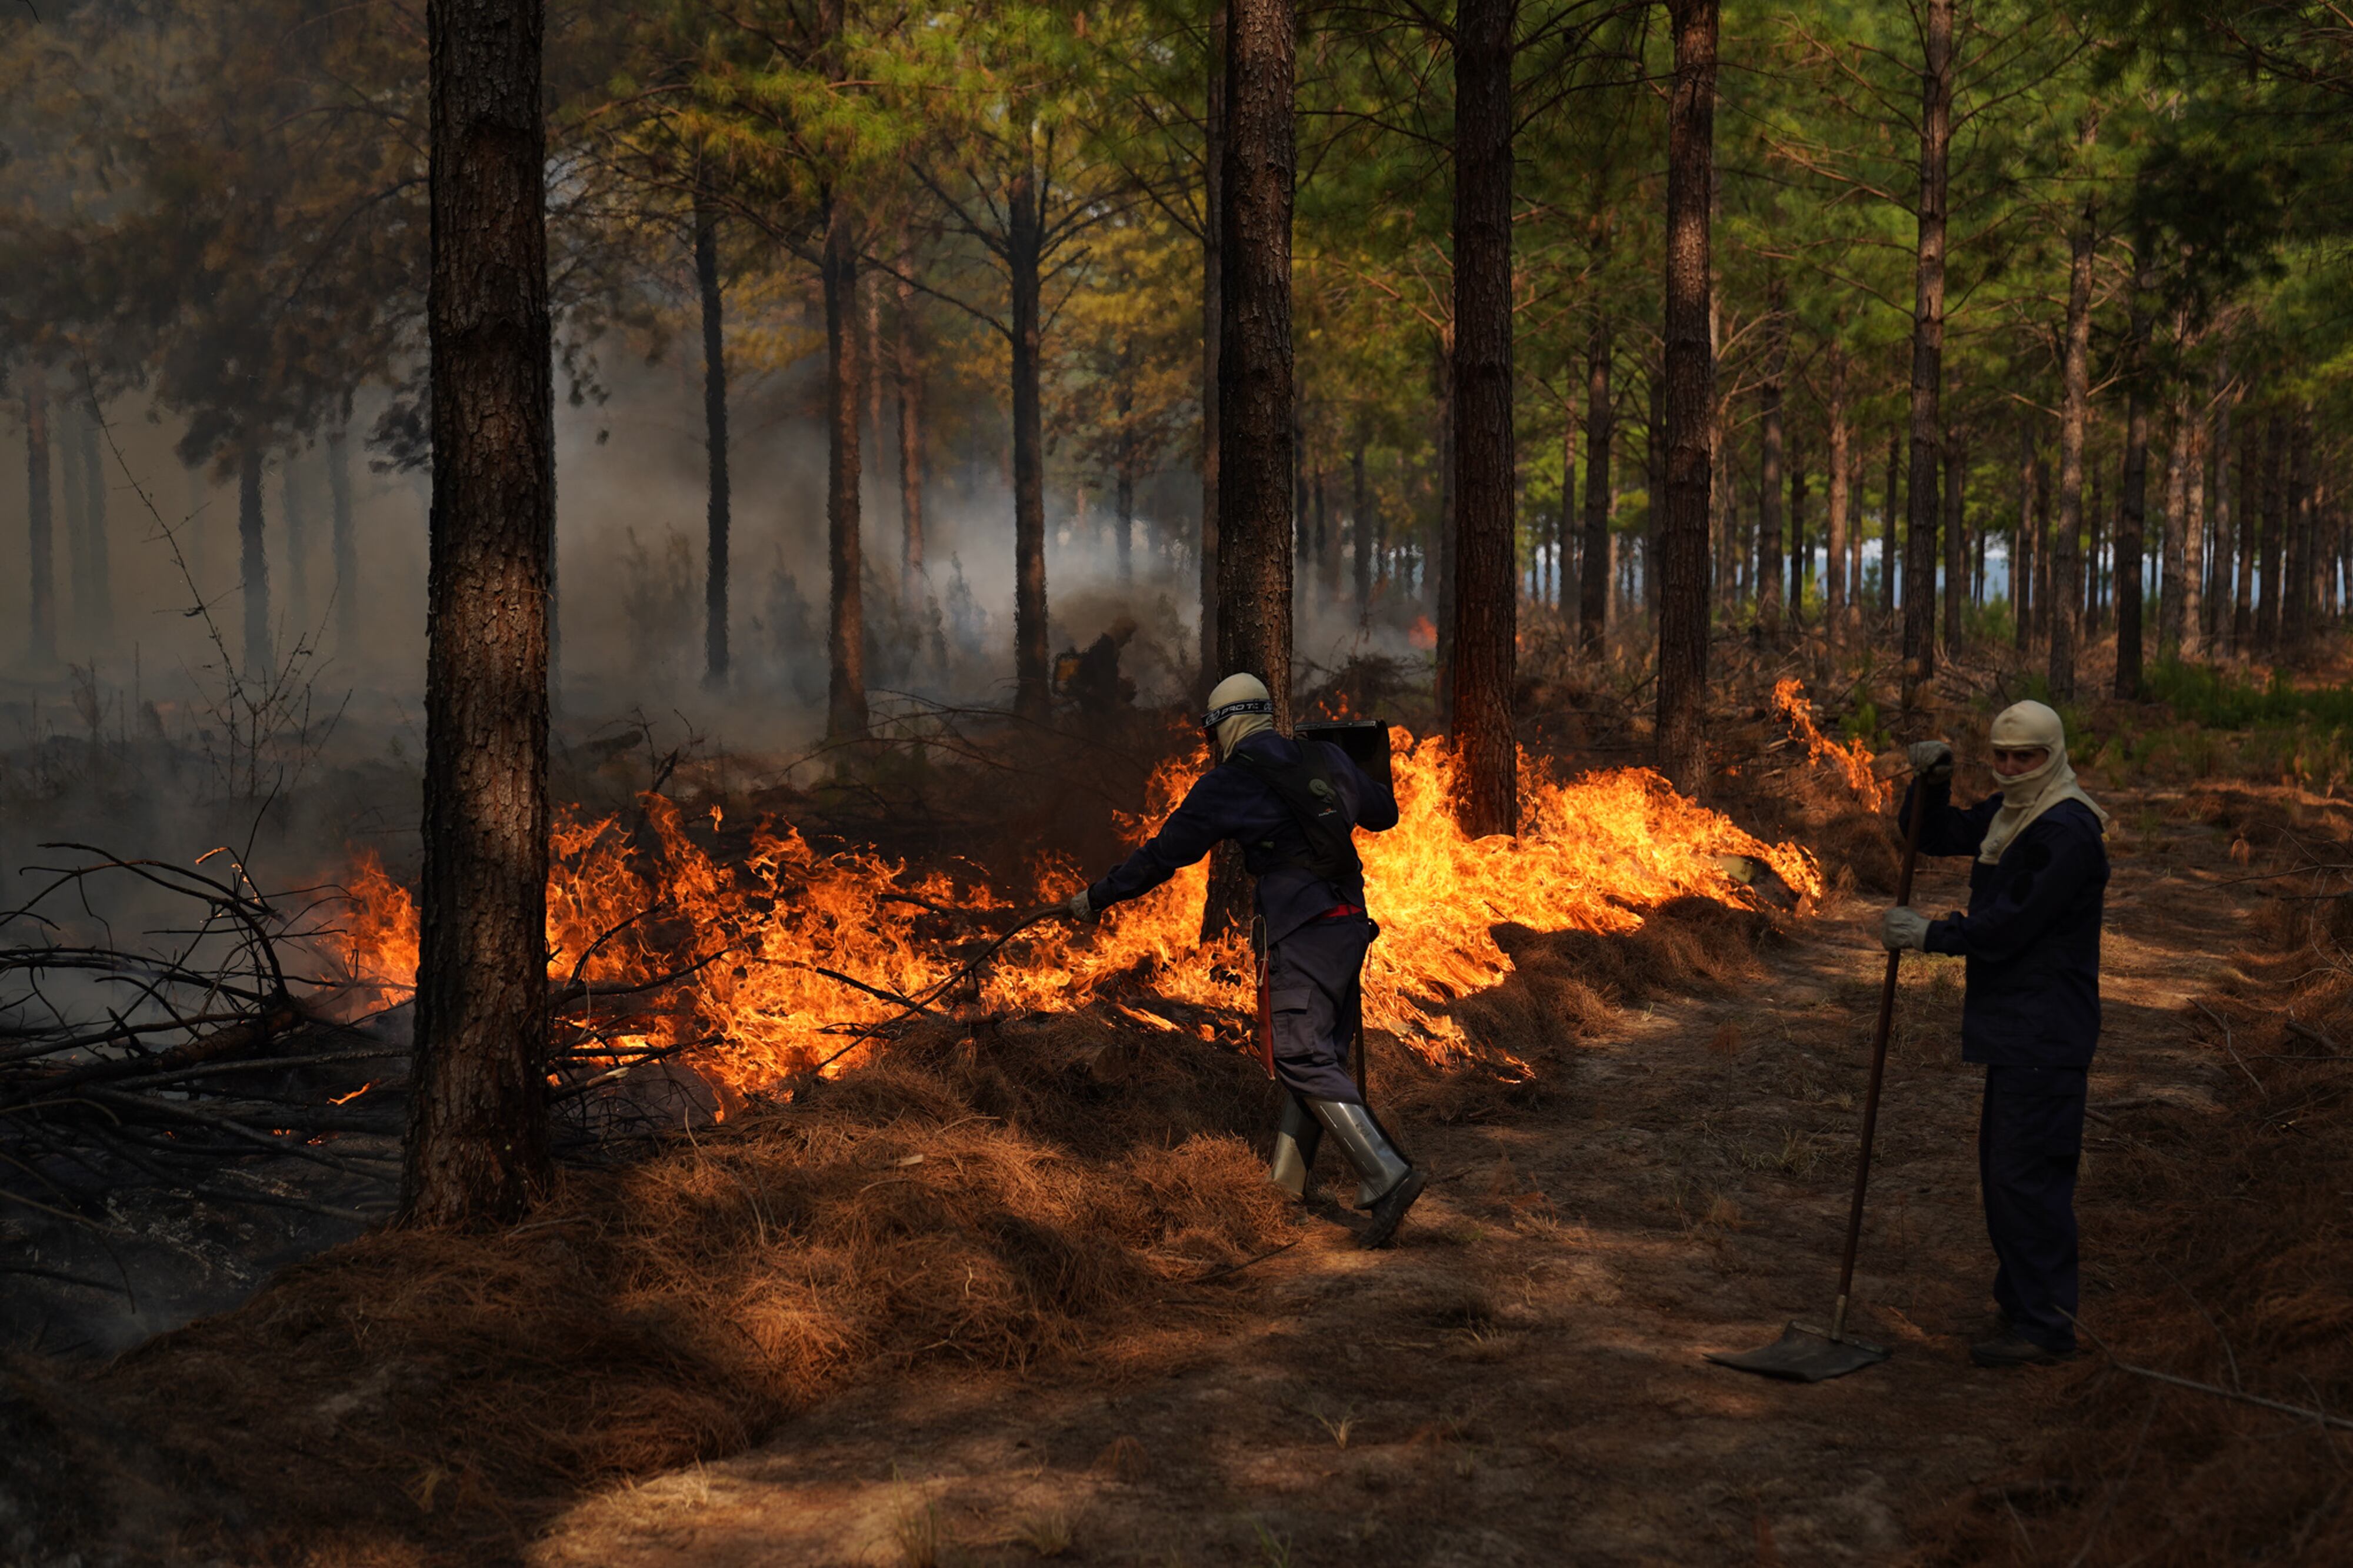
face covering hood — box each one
[1203,672,1276,760]
[1978,699,2109,865]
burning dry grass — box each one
[2,1009,1285,1566]
[1915,795,2353,1566]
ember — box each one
[341,733,1819,1096]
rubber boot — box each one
[1268,1094,1323,1200]
[1308,1099,1427,1249]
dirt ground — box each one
[524,785,2254,1568]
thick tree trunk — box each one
[2049,212,2094,699]
[238,445,272,680]
[24,381,55,667]
[1942,428,1966,653]
[1578,315,1613,652]
[1206,0,1296,940]
[895,256,926,612]
[696,178,730,688]
[2115,289,2151,697]
[1199,10,1225,690]
[1756,286,1786,640]
[1009,176,1050,723]
[403,0,554,1229]
[1448,0,1518,838]
[1826,354,1850,632]
[328,422,356,658]
[2181,393,2205,658]
[1902,0,1952,684]
[1655,0,1718,792]
[822,202,868,738]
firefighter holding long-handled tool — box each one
[1059,673,1423,1248]
[1886,700,2111,1369]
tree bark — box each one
[1009,171,1051,723]
[403,0,554,1229]
[1655,0,1717,793]
[1207,0,1295,940]
[1198,9,1225,692]
[822,201,868,738]
[2048,208,2094,701]
[1578,315,1613,652]
[2158,389,2188,662]
[1789,428,1808,620]
[1352,440,1372,618]
[2257,411,2282,652]
[328,422,356,658]
[1757,285,1787,639]
[695,181,731,689]
[1448,0,1518,838]
[2287,409,2315,653]
[24,380,55,667]
[1825,351,1850,632]
[1942,428,1966,653]
[2234,417,2257,651]
[1901,0,1952,683]
[2114,275,2151,698]
[1882,431,1901,616]
[895,254,926,612]
[239,445,272,680]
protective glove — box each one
[1881,906,1930,951]
[1907,739,1955,783]
[1065,888,1094,923]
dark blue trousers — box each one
[1265,915,1374,1105]
[1978,1065,2088,1352]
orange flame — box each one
[335,734,1821,1096]
[1771,678,1888,809]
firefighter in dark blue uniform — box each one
[1064,673,1425,1247]
[1884,700,2111,1367]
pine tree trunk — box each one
[1892,0,1948,682]
[1901,0,1952,683]
[328,422,356,658]
[1199,9,1225,691]
[1942,428,1966,655]
[402,0,554,1229]
[71,400,109,646]
[2206,363,2232,650]
[2115,279,2151,698]
[895,255,926,613]
[2257,412,2283,652]
[1789,429,1808,619]
[1578,315,1612,652]
[1206,0,1296,941]
[1008,175,1051,723]
[24,380,55,667]
[1825,353,1850,632]
[1448,0,1518,838]
[696,178,731,688]
[2235,419,2257,651]
[2288,410,2315,654]
[1882,432,1901,616]
[2181,396,2205,658]
[822,202,868,738]
[1757,285,1786,640]
[1352,441,1372,618]
[2048,211,2094,700]
[239,445,272,680]
[1655,0,1718,793]
[2158,389,2188,662]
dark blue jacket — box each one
[1086,731,1399,943]
[1904,778,2109,1068]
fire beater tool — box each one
[1707,766,1931,1383]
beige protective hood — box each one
[1203,671,1276,759]
[1978,700,2109,865]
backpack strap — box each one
[1228,740,1364,898]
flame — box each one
[328,849,421,1019]
[335,733,1822,1097]
[1771,678,1888,809]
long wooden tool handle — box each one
[1831,769,1932,1340]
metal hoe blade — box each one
[1707,1321,1888,1383]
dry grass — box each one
[1,1009,1287,1566]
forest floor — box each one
[525,778,2257,1568]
